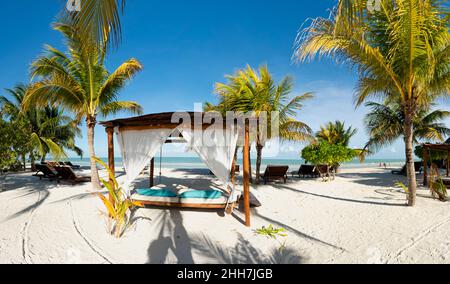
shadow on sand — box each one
[146,209,305,264]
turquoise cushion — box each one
[179,190,223,199]
[136,189,178,198]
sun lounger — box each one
[64,161,81,170]
[261,166,289,184]
[292,165,318,178]
[33,164,60,181]
[392,162,423,175]
[54,166,91,185]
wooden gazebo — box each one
[422,142,450,186]
[100,112,253,227]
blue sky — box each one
[1,0,448,160]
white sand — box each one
[1,167,449,264]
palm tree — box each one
[364,102,450,153]
[65,0,125,48]
[36,106,84,163]
[1,84,82,170]
[212,65,313,184]
[24,19,143,189]
[316,121,357,147]
[295,0,449,206]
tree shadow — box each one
[0,174,59,221]
[147,210,194,264]
[190,233,305,264]
[338,172,406,188]
[254,211,346,252]
[278,184,407,207]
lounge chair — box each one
[261,166,289,184]
[392,162,423,175]
[33,164,60,181]
[314,164,333,180]
[54,166,91,185]
[64,161,81,170]
[292,165,318,178]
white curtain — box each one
[116,128,175,191]
[180,126,239,190]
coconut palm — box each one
[24,19,143,189]
[212,65,313,184]
[364,102,450,153]
[1,84,83,169]
[65,0,125,48]
[295,0,449,206]
[316,121,357,147]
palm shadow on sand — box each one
[145,210,305,264]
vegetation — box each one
[24,19,143,189]
[295,0,450,206]
[208,65,313,184]
[94,158,143,238]
[1,84,83,170]
[256,225,287,239]
[395,181,410,203]
[256,225,288,252]
[364,102,450,154]
[429,164,448,202]
[0,116,18,174]
[316,121,357,147]
[302,141,358,180]
[65,0,126,49]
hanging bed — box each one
[131,188,231,209]
[101,112,254,225]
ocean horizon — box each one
[65,157,408,169]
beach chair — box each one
[54,166,91,185]
[315,165,331,180]
[64,161,81,170]
[392,162,423,175]
[292,165,317,178]
[33,164,60,181]
[261,166,289,184]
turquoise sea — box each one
[67,157,407,169]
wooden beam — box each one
[243,119,251,227]
[150,158,155,188]
[119,123,228,132]
[106,128,115,205]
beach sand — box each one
[0,167,449,264]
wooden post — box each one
[106,128,115,205]
[243,119,251,227]
[150,158,155,188]
[423,146,429,186]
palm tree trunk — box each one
[30,152,36,172]
[41,154,47,164]
[22,154,26,171]
[405,109,417,206]
[87,117,101,189]
[256,143,263,184]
